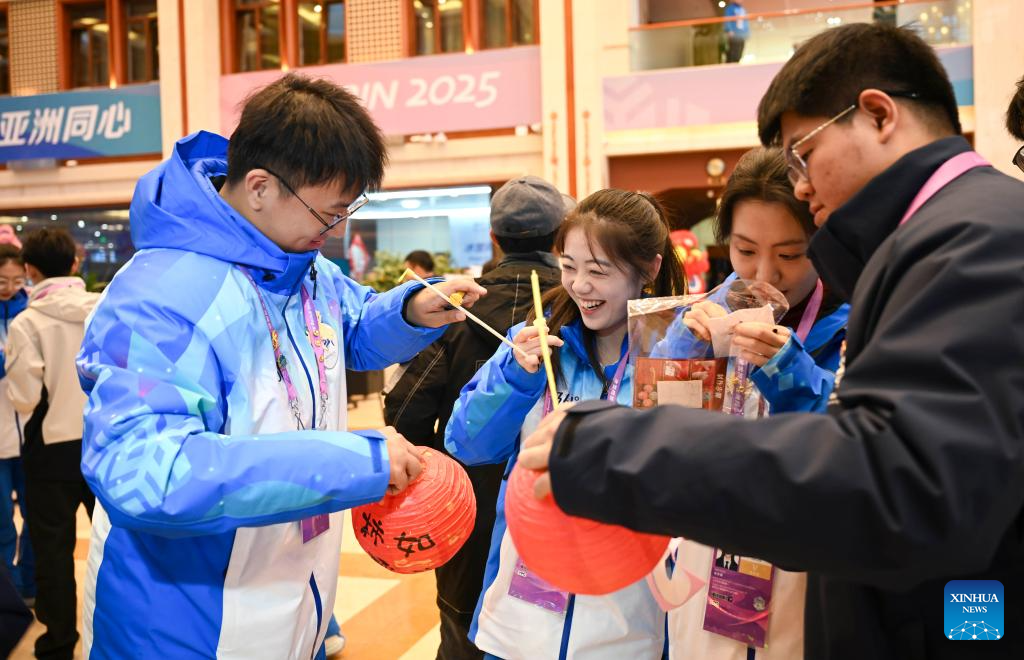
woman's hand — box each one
[682,300,728,342]
[731,322,791,367]
[512,324,564,373]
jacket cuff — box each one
[351,429,391,501]
[501,350,548,394]
[398,277,446,329]
[753,334,804,382]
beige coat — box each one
[667,539,806,660]
[5,277,99,444]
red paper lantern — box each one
[351,448,476,574]
[505,462,670,595]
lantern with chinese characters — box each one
[351,448,476,574]
[504,462,670,595]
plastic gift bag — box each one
[628,278,789,418]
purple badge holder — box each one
[301,514,330,543]
[508,559,569,614]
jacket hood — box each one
[129,130,318,294]
[28,277,97,322]
[466,254,560,346]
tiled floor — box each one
[11,394,442,659]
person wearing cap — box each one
[384,175,568,660]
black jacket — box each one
[547,137,1024,659]
[384,252,561,619]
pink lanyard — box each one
[900,151,990,226]
[32,280,84,301]
[240,267,329,430]
[542,351,629,416]
[794,279,823,343]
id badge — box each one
[702,549,774,648]
[301,514,330,543]
[508,559,569,615]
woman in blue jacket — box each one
[678,147,849,415]
[660,147,849,660]
[446,189,687,659]
[0,242,33,603]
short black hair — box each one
[495,230,557,255]
[22,228,76,278]
[227,73,387,195]
[403,250,434,273]
[0,244,22,269]
[1006,75,1024,141]
[758,23,961,146]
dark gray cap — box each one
[490,176,568,238]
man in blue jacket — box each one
[724,0,750,63]
[520,24,1024,660]
[76,73,484,659]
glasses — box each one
[0,278,26,288]
[785,105,857,185]
[1013,145,1024,174]
[261,166,369,236]
[786,91,922,185]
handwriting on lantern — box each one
[359,512,385,546]
[394,532,436,558]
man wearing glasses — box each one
[519,23,1024,660]
[76,74,485,659]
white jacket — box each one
[5,277,99,444]
[666,540,805,660]
[446,320,665,660]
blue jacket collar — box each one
[803,303,850,353]
[0,289,28,320]
[559,319,629,378]
[130,130,319,294]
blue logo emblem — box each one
[945,580,1003,640]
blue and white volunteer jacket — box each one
[76,131,445,659]
[445,319,665,660]
[0,289,28,459]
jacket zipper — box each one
[282,293,318,430]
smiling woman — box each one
[441,188,686,659]
[537,188,688,380]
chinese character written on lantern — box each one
[393,532,436,558]
[359,512,385,546]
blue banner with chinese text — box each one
[0,83,161,163]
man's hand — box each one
[381,427,424,495]
[518,407,570,499]
[405,278,487,328]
